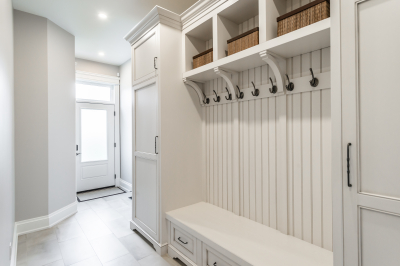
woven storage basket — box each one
[227,27,259,56]
[277,0,330,36]
[193,48,213,69]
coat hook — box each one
[309,68,319,87]
[213,90,220,103]
[269,78,277,94]
[225,87,232,101]
[285,74,294,91]
[251,82,259,97]
[202,92,210,104]
[236,85,244,99]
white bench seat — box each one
[166,202,333,266]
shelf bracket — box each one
[183,78,207,106]
[214,67,238,100]
[260,51,286,94]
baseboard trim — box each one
[130,220,168,255]
[10,201,78,266]
[119,180,132,192]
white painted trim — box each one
[130,220,168,255]
[180,0,227,29]
[76,71,120,85]
[124,6,181,46]
[10,201,78,266]
[119,179,132,192]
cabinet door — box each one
[341,0,400,265]
[132,27,159,82]
[133,78,159,242]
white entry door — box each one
[133,79,159,242]
[76,103,115,192]
[341,0,400,265]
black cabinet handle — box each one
[154,57,157,69]
[177,237,188,245]
[155,136,158,154]
[347,143,352,187]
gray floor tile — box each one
[89,234,129,263]
[75,209,101,225]
[87,199,109,211]
[106,199,127,209]
[115,206,132,220]
[55,223,85,243]
[93,207,124,222]
[104,217,133,238]
[69,256,102,266]
[26,239,62,266]
[118,233,155,261]
[121,197,132,206]
[79,219,113,240]
[58,236,96,266]
[162,256,186,266]
[77,202,90,212]
[104,254,140,266]
[26,228,57,247]
[57,214,79,227]
[44,260,65,266]
[138,253,171,266]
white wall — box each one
[14,10,76,221]
[75,58,119,76]
[47,20,76,213]
[0,0,14,264]
[14,10,49,221]
[119,59,133,188]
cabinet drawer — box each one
[203,244,240,266]
[170,223,197,262]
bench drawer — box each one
[170,223,197,263]
[203,244,240,266]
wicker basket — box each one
[277,0,330,36]
[193,48,213,69]
[227,27,259,56]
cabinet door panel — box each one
[134,32,157,80]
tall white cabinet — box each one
[125,6,205,255]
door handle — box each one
[154,57,157,69]
[347,143,352,187]
[155,136,158,154]
[76,153,81,156]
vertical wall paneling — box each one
[201,5,332,248]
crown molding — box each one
[124,6,181,46]
[181,0,228,29]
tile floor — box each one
[16,192,184,266]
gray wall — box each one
[14,10,76,221]
[14,10,49,221]
[119,60,132,186]
[75,58,119,76]
[0,0,15,264]
[47,20,76,213]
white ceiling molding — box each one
[181,0,228,30]
[124,6,181,46]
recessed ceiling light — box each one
[98,52,104,56]
[98,13,107,19]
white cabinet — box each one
[125,6,205,255]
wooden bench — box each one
[166,202,333,266]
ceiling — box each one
[12,0,198,66]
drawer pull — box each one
[178,237,188,245]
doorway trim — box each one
[75,71,122,190]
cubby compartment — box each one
[184,18,213,72]
[216,0,259,60]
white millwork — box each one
[76,103,115,192]
[259,51,286,94]
[337,0,400,265]
[166,202,333,266]
[213,67,238,100]
[183,78,208,106]
[125,6,205,255]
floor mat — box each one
[77,187,125,202]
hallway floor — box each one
[16,192,183,266]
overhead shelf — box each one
[183,18,330,82]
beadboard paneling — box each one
[203,46,332,250]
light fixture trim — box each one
[98,52,105,56]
